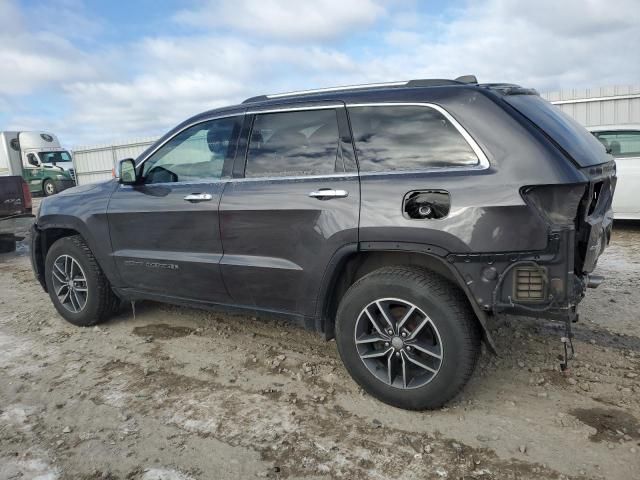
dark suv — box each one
[30,77,615,410]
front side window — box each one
[142,116,241,184]
[38,151,72,163]
[348,105,479,172]
[245,109,341,178]
[594,131,640,158]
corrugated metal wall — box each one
[541,85,640,127]
[72,136,158,185]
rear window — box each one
[505,95,610,167]
[348,105,479,172]
[593,131,640,158]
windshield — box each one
[38,151,72,163]
[505,95,611,167]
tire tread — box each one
[46,235,119,325]
[336,265,481,410]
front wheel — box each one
[335,266,481,410]
[44,235,120,326]
[43,179,57,196]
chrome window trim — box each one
[134,112,245,169]
[134,105,343,171]
[346,102,490,170]
[228,172,359,183]
[117,172,359,189]
[130,101,490,188]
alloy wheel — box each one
[51,254,88,313]
[354,298,443,389]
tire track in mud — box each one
[92,359,582,479]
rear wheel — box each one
[43,179,57,196]
[45,235,119,326]
[335,266,481,410]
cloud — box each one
[0,0,102,94]
[372,0,640,89]
[53,36,360,145]
[174,0,385,40]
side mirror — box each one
[27,155,40,167]
[116,158,137,185]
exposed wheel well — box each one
[318,250,499,354]
[42,228,80,257]
[33,228,82,291]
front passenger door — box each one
[107,114,243,302]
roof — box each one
[242,76,479,104]
[165,76,533,143]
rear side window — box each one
[505,95,610,167]
[348,105,479,172]
[593,131,640,158]
[245,109,341,178]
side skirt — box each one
[113,287,314,330]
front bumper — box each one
[30,224,47,291]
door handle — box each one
[184,193,213,202]
[308,189,349,199]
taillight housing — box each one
[21,180,33,211]
[521,184,586,226]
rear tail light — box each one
[513,267,547,301]
[521,184,586,225]
[21,180,32,210]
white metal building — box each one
[71,84,640,185]
[73,136,157,185]
[541,85,640,126]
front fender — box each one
[36,181,120,287]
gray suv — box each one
[30,76,615,409]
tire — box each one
[335,266,481,410]
[44,235,119,326]
[43,179,57,196]
[0,236,17,253]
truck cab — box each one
[0,131,76,196]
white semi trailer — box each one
[0,131,76,196]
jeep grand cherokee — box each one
[31,76,615,409]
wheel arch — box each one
[33,215,116,292]
[315,244,497,354]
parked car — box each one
[30,77,615,409]
[0,175,33,253]
[0,131,76,196]
[590,125,640,220]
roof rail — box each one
[242,75,478,104]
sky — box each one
[1,0,639,147]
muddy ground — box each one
[1,198,639,480]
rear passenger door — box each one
[219,103,359,317]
